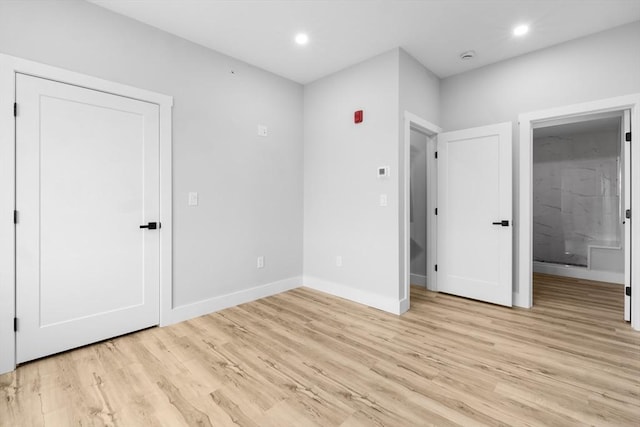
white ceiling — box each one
[89,0,640,84]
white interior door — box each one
[437,122,512,306]
[16,74,160,363]
[623,110,631,321]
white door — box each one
[623,110,632,321]
[436,122,512,306]
[15,74,160,363]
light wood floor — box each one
[1,274,639,426]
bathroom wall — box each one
[533,127,622,267]
[410,129,428,281]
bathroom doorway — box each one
[532,113,629,318]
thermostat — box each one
[377,166,390,178]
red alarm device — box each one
[354,110,363,124]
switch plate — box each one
[336,256,342,267]
[379,194,388,207]
[257,256,264,269]
[188,192,198,206]
[257,125,268,137]
[377,166,390,178]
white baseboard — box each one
[303,276,402,315]
[163,276,302,326]
[532,262,623,284]
[410,273,427,287]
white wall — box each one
[399,50,440,125]
[303,48,440,310]
[410,129,428,279]
[440,21,640,297]
[399,49,441,297]
[303,49,401,311]
[0,1,304,317]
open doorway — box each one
[519,94,640,330]
[410,129,430,289]
[532,114,628,319]
[401,112,440,313]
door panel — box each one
[437,123,512,306]
[16,74,160,363]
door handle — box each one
[140,222,159,230]
[492,220,509,227]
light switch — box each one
[379,194,388,207]
[257,125,268,137]
[188,192,198,206]
[336,256,343,267]
[257,256,265,268]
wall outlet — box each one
[257,125,268,137]
[336,255,342,267]
[257,256,264,269]
[379,194,388,207]
[188,191,198,206]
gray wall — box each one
[304,48,440,304]
[533,128,622,267]
[303,49,400,300]
[410,129,428,277]
[0,0,304,307]
[399,49,440,296]
[440,21,640,294]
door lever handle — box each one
[492,220,509,227]
[140,222,159,230]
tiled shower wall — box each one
[533,129,621,266]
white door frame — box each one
[518,93,640,331]
[401,112,441,313]
[0,54,173,374]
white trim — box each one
[304,276,402,315]
[402,111,441,314]
[164,277,302,325]
[533,262,624,284]
[410,273,427,287]
[519,93,640,330]
[0,53,173,374]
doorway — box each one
[532,114,628,318]
[409,128,431,290]
[519,94,640,330]
[401,112,440,312]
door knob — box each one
[140,222,159,229]
[492,220,509,226]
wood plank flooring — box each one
[1,273,639,426]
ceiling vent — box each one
[460,50,476,61]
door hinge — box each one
[435,208,438,215]
[626,287,631,297]
[625,132,631,142]
[434,264,438,272]
[13,210,17,224]
[434,151,438,159]
[13,102,17,117]
[626,209,631,219]
[13,317,17,332]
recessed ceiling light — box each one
[513,24,529,37]
[295,33,309,45]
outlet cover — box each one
[257,125,268,137]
